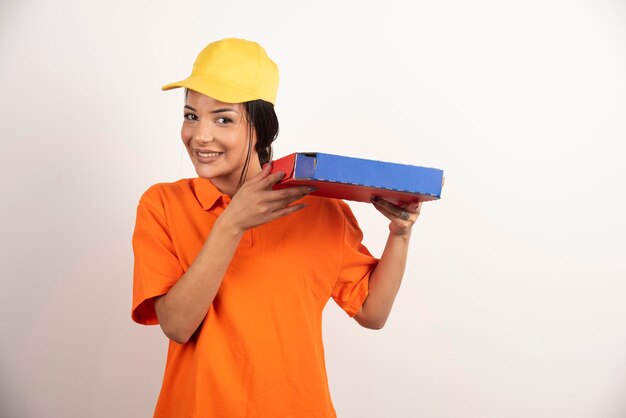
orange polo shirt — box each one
[132,177,378,418]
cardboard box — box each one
[271,152,444,205]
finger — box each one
[406,201,420,212]
[265,186,314,202]
[263,191,313,213]
[371,196,405,217]
[372,196,422,215]
[372,198,417,222]
[265,203,307,222]
[405,201,422,216]
[261,170,289,188]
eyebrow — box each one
[184,104,239,114]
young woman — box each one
[132,38,421,418]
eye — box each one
[184,113,198,121]
[216,116,232,124]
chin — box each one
[194,164,217,179]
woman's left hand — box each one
[370,196,422,237]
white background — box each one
[1,1,625,417]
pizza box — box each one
[270,152,444,205]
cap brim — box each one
[161,75,261,104]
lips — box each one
[195,150,223,163]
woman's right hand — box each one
[218,163,313,234]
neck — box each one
[216,158,263,197]
[242,159,263,184]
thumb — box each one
[406,201,421,212]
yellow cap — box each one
[162,38,279,105]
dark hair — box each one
[243,100,279,166]
[237,100,278,188]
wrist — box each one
[213,214,245,240]
[389,228,412,241]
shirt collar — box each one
[192,177,231,212]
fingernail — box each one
[370,196,379,202]
[278,171,285,179]
[306,187,317,193]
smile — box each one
[197,151,222,158]
[195,150,223,162]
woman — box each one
[132,38,421,418]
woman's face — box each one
[181,90,259,195]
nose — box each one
[192,119,215,143]
[194,134,214,143]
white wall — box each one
[1,1,625,417]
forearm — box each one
[356,230,412,329]
[154,217,243,344]
[148,166,310,344]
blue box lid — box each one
[292,152,443,199]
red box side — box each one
[269,153,296,180]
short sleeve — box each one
[131,188,184,325]
[332,202,379,317]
